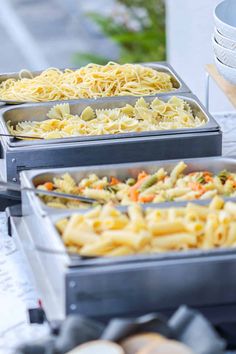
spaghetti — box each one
[0,62,175,102]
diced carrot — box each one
[130,176,148,191]
[159,175,167,181]
[203,171,213,176]
[94,185,103,190]
[189,182,206,195]
[138,171,149,181]
[110,177,120,186]
[204,175,213,183]
[195,192,203,199]
[139,195,155,203]
[44,182,54,191]
[129,188,139,202]
[129,176,149,201]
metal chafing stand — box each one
[7,157,236,322]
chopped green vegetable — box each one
[197,174,205,184]
[106,185,119,193]
[139,175,158,192]
[126,178,136,186]
[218,170,229,184]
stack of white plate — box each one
[213,0,236,84]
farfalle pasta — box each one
[8,96,205,140]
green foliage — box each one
[73,52,108,66]
[73,0,166,65]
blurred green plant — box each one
[73,0,166,65]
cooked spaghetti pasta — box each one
[56,197,236,256]
[0,62,175,102]
[7,96,205,140]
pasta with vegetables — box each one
[37,161,236,209]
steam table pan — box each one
[8,196,236,323]
[12,156,236,322]
[0,93,222,183]
[0,62,190,105]
[20,156,235,217]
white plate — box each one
[214,27,236,51]
[213,37,236,68]
[214,55,236,85]
[214,0,236,41]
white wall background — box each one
[166,0,234,113]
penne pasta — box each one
[57,197,236,257]
[186,204,210,219]
[202,215,218,249]
[106,246,134,256]
[102,230,150,250]
[224,202,236,215]
[209,195,225,210]
[148,221,186,235]
[213,224,228,246]
[227,222,236,246]
[151,233,197,249]
[80,239,114,256]
[185,222,204,235]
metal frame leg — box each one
[205,73,210,111]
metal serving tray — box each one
[20,156,235,217]
[0,94,222,182]
[8,197,236,322]
[0,93,219,148]
[0,62,190,105]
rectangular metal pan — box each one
[20,156,236,217]
[11,197,236,320]
[0,93,219,148]
[27,196,236,266]
[0,62,190,105]
[1,127,222,183]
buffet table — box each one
[0,111,235,353]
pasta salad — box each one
[36,161,236,209]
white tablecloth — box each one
[0,112,235,353]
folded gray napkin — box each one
[15,306,227,354]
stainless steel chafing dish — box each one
[0,62,190,105]
[20,156,235,217]
[0,94,218,148]
[8,157,235,322]
[0,94,222,182]
[8,194,236,322]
